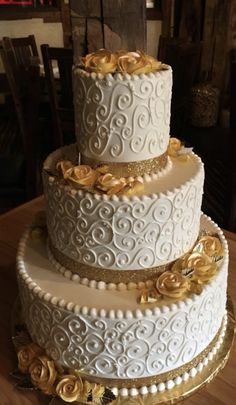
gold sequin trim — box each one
[76,320,224,389]
[49,239,172,284]
[81,152,168,178]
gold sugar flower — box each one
[82,49,117,74]
[56,160,74,179]
[56,374,83,402]
[29,355,58,395]
[167,138,182,157]
[193,235,223,258]
[96,173,126,195]
[117,50,155,75]
[17,342,43,374]
[145,53,165,71]
[193,262,218,284]
[156,271,190,299]
[173,252,218,284]
[67,165,98,188]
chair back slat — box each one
[1,35,41,200]
[41,44,74,148]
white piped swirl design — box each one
[16,215,228,383]
[73,68,172,162]
[18,257,227,380]
[43,155,204,271]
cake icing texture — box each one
[43,144,204,278]
[73,50,172,174]
[16,50,229,402]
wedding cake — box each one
[16,50,228,403]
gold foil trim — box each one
[72,320,225,389]
[81,153,168,178]
[49,239,172,284]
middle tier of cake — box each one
[43,144,204,283]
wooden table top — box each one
[0,196,235,404]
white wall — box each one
[0,18,63,71]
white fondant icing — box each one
[17,215,228,385]
[73,67,172,163]
[43,145,204,272]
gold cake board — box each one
[12,298,235,405]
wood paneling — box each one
[200,0,235,91]
[102,0,146,51]
[71,0,146,61]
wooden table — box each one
[0,196,235,404]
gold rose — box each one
[81,49,166,74]
[55,374,83,403]
[29,355,58,395]
[192,262,218,284]
[173,252,218,285]
[96,173,127,195]
[193,235,223,261]
[82,49,117,74]
[56,160,74,178]
[57,161,144,196]
[167,138,191,161]
[17,343,43,374]
[156,271,190,299]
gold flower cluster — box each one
[140,234,223,303]
[167,137,191,161]
[57,160,144,196]
[81,49,167,75]
[17,342,113,403]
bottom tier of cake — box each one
[16,215,228,398]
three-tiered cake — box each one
[16,50,228,402]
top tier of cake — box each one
[73,50,172,175]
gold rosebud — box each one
[17,343,43,374]
[82,49,117,74]
[56,160,74,178]
[67,165,98,188]
[96,173,126,195]
[194,235,223,258]
[173,252,218,284]
[156,271,190,298]
[167,137,182,157]
[193,262,217,283]
[117,50,154,75]
[29,355,57,395]
[56,374,83,403]
[121,180,144,196]
[145,54,164,71]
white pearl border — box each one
[44,146,203,204]
[73,65,171,82]
[16,214,228,314]
[46,214,228,291]
[110,313,228,397]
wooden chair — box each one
[41,44,75,149]
[1,36,41,204]
[158,36,202,137]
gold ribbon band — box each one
[77,320,224,389]
[49,239,173,284]
[81,152,168,178]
